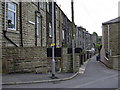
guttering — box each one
[3,0,18,47]
[20,1,23,47]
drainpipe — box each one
[20,1,23,47]
[38,1,40,11]
[3,0,18,47]
[35,11,37,46]
[108,25,111,57]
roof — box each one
[102,17,120,25]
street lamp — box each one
[50,0,58,79]
[71,0,75,73]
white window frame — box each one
[8,2,16,30]
[46,0,49,12]
[39,0,43,9]
[49,22,52,37]
[36,16,39,36]
[62,30,65,40]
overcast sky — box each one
[56,0,119,36]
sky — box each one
[56,0,120,36]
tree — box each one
[93,32,98,36]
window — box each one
[39,0,43,9]
[49,22,52,37]
[8,2,16,30]
[46,0,49,12]
[36,16,39,36]
[36,16,42,37]
[62,30,65,40]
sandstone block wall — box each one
[0,1,2,73]
[2,1,20,47]
[2,47,48,73]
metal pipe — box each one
[35,11,37,46]
[3,0,18,47]
[51,0,56,77]
[108,25,110,56]
[71,0,75,72]
[4,0,6,32]
[20,1,23,47]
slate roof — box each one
[102,17,120,25]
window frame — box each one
[62,30,65,40]
[46,0,49,12]
[49,22,52,37]
[8,2,17,30]
[36,16,39,37]
[39,0,43,9]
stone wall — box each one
[110,55,120,70]
[2,1,21,47]
[0,1,2,73]
[62,48,72,72]
[104,23,119,56]
[2,47,82,73]
[22,2,37,47]
[62,48,81,72]
[2,47,48,73]
[56,5,62,48]
[74,54,80,72]
[39,2,47,47]
[22,2,46,47]
[102,22,120,70]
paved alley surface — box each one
[2,55,119,88]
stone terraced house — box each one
[0,0,2,73]
[1,0,94,74]
[100,17,120,70]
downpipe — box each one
[3,0,18,47]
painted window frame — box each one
[46,0,49,12]
[49,22,52,37]
[8,2,16,30]
[36,16,39,37]
[62,30,65,40]
[36,15,42,37]
[39,0,43,9]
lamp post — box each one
[71,0,75,73]
[50,0,57,79]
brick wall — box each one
[2,47,49,73]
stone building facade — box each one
[100,17,120,70]
[21,2,46,47]
[2,1,94,73]
[2,1,21,47]
[2,1,48,73]
[55,4,62,48]
[0,1,2,73]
